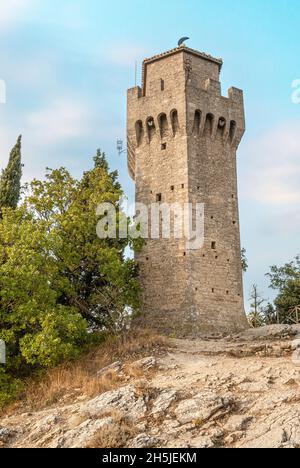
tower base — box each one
[134,306,249,338]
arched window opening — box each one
[170,109,179,136]
[193,110,202,135]
[135,120,144,146]
[217,117,226,137]
[158,113,169,139]
[146,117,156,142]
[204,113,214,136]
[229,120,237,143]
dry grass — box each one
[86,411,137,449]
[23,365,122,410]
[9,328,167,413]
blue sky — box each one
[0,0,299,308]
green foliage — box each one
[0,205,89,380]
[0,367,22,408]
[26,151,141,330]
[267,256,300,324]
[267,256,300,290]
[261,303,277,325]
[241,248,248,273]
[0,136,23,212]
[19,308,88,367]
[0,150,141,406]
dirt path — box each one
[1,325,300,448]
[150,336,300,448]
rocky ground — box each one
[1,325,300,449]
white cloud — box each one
[240,121,300,206]
[27,98,92,145]
[0,92,122,182]
[0,0,34,28]
[5,55,58,88]
[0,96,95,181]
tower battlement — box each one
[127,46,248,336]
[128,47,245,180]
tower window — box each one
[193,110,202,135]
[217,117,226,137]
[229,120,237,143]
[212,288,215,293]
[211,241,216,250]
[170,185,174,191]
[158,113,168,139]
[146,117,156,142]
[135,120,144,146]
[182,184,185,189]
[160,79,165,91]
[161,143,167,150]
[156,193,162,202]
[170,109,179,136]
[204,113,214,136]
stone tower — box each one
[127,45,248,336]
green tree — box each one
[267,256,300,324]
[0,136,23,212]
[0,205,88,405]
[0,150,141,406]
[261,302,277,325]
[27,150,141,331]
[241,248,248,273]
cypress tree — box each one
[93,148,109,171]
[0,135,22,210]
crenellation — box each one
[127,86,142,101]
[204,78,222,95]
[228,86,244,103]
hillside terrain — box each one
[0,325,300,449]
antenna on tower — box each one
[117,139,126,156]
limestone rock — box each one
[0,426,16,443]
[151,390,177,418]
[132,357,157,371]
[225,415,253,432]
[188,435,215,449]
[82,385,147,422]
[175,391,234,425]
[130,434,159,448]
[54,417,113,449]
[97,361,122,377]
[237,408,300,448]
[234,325,300,342]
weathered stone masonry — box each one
[127,46,248,335]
